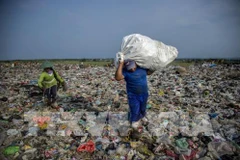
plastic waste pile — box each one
[0,61,239,160]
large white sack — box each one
[115,34,178,71]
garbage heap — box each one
[0,61,239,160]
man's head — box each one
[124,60,137,72]
[44,67,53,74]
[44,67,52,71]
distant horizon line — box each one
[0,57,240,61]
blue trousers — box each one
[127,92,149,122]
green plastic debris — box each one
[146,104,151,109]
[175,138,189,149]
[0,120,9,124]
[78,119,86,126]
[136,145,153,156]
[203,90,210,97]
[3,146,20,156]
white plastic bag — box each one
[115,34,178,70]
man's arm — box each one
[115,62,124,81]
[53,70,64,84]
[38,73,44,88]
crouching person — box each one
[38,61,66,107]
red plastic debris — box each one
[187,139,198,149]
[179,150,198,160]
[165,149,179,159]
[77,140,95,153]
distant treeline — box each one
[174,58,240,64]
[0,58,114,63]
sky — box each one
[0,0,240,60]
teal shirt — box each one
[38,71,64,89]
